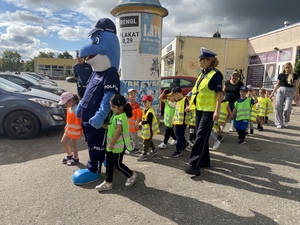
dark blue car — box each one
[0,77,66,139]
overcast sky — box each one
[0,0,299,60]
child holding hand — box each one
[95,94,137,192]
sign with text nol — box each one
[120,16,139,28]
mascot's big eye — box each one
[92,37,100,45]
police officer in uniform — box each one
[186,47,223,176]
[73,53,93,99]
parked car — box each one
[22,72,58,86]
[0,77,66,139]
[160,75,197,113]
[0,73,66,95]
[66,76,77,83]
[161,75,197,96]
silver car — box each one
[0,73,66,95]
[0,78,66,139]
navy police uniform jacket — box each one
[81,68,120,113]
[73,62,93,87]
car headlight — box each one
[54,89,65,94]
[29,98,59,108]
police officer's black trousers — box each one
[189,110,214,168]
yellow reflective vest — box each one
[218,101,229,123]
[234,97,252,121]
[107,113,132,153]
[141,108,160,140]
[190,69,218,111]
[173,97,191,125]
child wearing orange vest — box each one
[127,89,142,154]
[59,92,82,165]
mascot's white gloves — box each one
[89,91,115,129]
[75,101,82,118]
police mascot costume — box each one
[72,18,120,185]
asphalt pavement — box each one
[0,80,299,225]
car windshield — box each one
[20,74,40,84]
[0,77,26,92]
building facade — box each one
[161,36,248,82]
[34,57,77,80]
[247,22,300,89]
[161,22,300,89]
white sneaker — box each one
[158,142,167,149]
[220,125,225,132]
[228,127,236,132]
[283,122,289,127]
[212,140,220,150]
[95,181,112,192]
[276,125,282,129]
[125,171,137,187]
[170,139,177,146]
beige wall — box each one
[248,23,300,57]
[161,36,248,80]
[34,57,77,79]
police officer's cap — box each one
[88,18,116,36]
[199,47,217,58]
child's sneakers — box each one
[238,139,246,145]
[158,142,167,149]
[172,151,182,158]
[149,149,158,157]
[125,171,137,187]
[170,139,177,146]
[212,140,220,150]
[217,135,224,142]
[67,158,79,166]
[62,155,73,164]
[137,154,148,161]
[95,181,112,192]
[130,148,140,155]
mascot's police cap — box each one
[199,47,217,58]
[88,18,116,36]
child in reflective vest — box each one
[257,88,268,131]
[59,92,82,166]
[232,86,257,145]
[137,94,160,161]
[172,87,191,157]
[95,94,137,192]
[264,90,273,124]
[216,92,232,142]
[127,89,142,153]
[186,91,196,147]
[158,88,177,149]
[246,85,257,134]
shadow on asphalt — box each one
[79,171,278,225]
[1,117,299,209]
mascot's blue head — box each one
[79,18,120,72]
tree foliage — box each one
[294,61,300,78]
[57,51,73,59]
[38,51,55,58]
[23,58,34,72]
[0,50,24,72]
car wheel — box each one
[4,111,40,139]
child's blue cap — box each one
[240,86,248,92]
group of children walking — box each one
[57,83,274,191]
